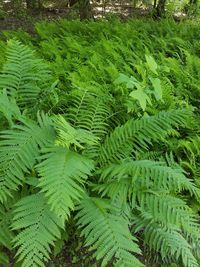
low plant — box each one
[0,38,200,267]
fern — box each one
[0,26,199,267]
[12,193,63,267]
[66,90,111,158]
[0,117,54,203]
[93,159,200,267]
[0,204,14,249]
[97,160,200,200]
[0,40,50,108]
[67,90,110,138]
[99,109,190,166]
[37,146,94,221]
[76,197,144,267]
[53,114,98,149]
[0,89,21,126]
[133,216,199,267]
[178,136,200,164]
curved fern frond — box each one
[66,90,111,158]
[12,193,63,267]
[76,197,144,267]
[53,115,98,150]
[0,117,54,202]
[138,194,200,235]
[0,89,21,126]
[178,136,200,164]
[133,215,199,267]
[99,109,190,165]
[37,146,94,221]
[0,39,51,107]
[67,90,110,138]
[96,160,200,201]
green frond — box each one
[66,90,111,158]
[178,136,200,163]
[12,193,63,267]
[133,216,199,267]
[36,112,56,145]
[0,118,54,202]
[67,90,96,127]
[138,194,200,235]
[53,115,98,150]
[0,39,50,107]
[0,89,21,126]
[99,109,190,165]
[37,146,94,221]
[76,197,144,267]
[96,160,200,201]
[67,90,110,134]
[0,204,14,249]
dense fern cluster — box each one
[0,19,200,267]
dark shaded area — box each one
[0,0,199,32]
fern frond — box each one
[0,39,50,107]
[133,216,199,267]
[0,118,54,202]
[53,115,98,149]
[96,160,200,201]
[138,194,200,235]
[66,90,111,158]
[67,90,110,138]
[67,90,95,126]
[76,197,144,267]
[99,109,190,165]
[37,146,94,221]
[178,136,200,163]
[0,89,21,126]
[12,193,63,267]
[0,204,14,249]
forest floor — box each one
[0,9,70,32]
[0,5,153,32]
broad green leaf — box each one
[114,73,130,84]
[114,73,138,89]
[150,77,162,101]
[130,89,151,111]
[145,55,158,75]
[127,76,138,89]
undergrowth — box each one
[0,19,200,267]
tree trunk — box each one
[153,0,157,8]
[26,0,42,10]
[155,0,167,17]
[26,0,35,9]
[79,0,92,20]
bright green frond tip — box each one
[37,146,94,220]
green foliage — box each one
[37,146,94,221]
[0,8,6,20]
[12,193,63,267]
[99,109,190,166]
[0,18,200,267]
[76,197,144,267]
[0,40,51,109]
